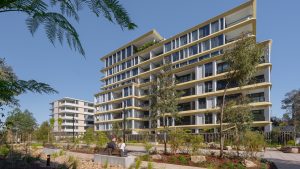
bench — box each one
[95,147,122,156]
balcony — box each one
[175,73,195,84]
[180,88,195,97]
[226,15,252,28]
[178,102,195,111]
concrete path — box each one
[263,150,300,169]
[141,161,205,169]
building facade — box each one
[50,97,95,137]
[94,0,272,133]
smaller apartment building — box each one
[50,97,95,137]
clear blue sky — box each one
[1,0,299,124]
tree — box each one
[95,131,109,147]
[281,89,300,132]
[223,98,253,157]
[5,108,37,142]
[219,34,263,157]
[34,121,50,143]
[149,62,181,154]
[49,117,55,142]
[0,59,57,124]
[82,127,94,146]
[0,0,137,56]
[57,117,63,141]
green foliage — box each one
[135,158,142,169]
[287,140,295,146]
[136,41,159,53]
[281,89,300,131]
[67,155,78,169]
[34,121,50,143]
[111,122,122,138]
[0,0,137,56]
[243,131,265,158]
[103,159,109,169]
[95,131,109,147]
[143,141,153,154]
[168,129,187,154]
[82,127,94,145]
[178,155,188,165]
[189,134,204,154]
[0,145,10,157]
[147,161,153,169]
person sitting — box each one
[118,138,126,157]
[106,137,116,155]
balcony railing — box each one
[226,15,253,28]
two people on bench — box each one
[106,137,126,157]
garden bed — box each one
[141,153,276,169]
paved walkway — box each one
[141,161,205,169]
[263,150,300,169]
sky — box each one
[0,0,299,125]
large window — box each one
[252,110,265,121]
[192,30,198,41]
[172,52,180,62]
[126,60,131,68]
[205,81,213,93]
[202,40,210,51]
[180,35,188,46]
[199,25,210,38]
[247,92,265,102]
[189,45,198,56]
[198,98,206,109]
[211,20,219,33]
[205,113,213,124]
[217,62,228,74]
[211,35,224,48]
[121,49,126,60]
[205,62,213,77]
[127,46,132,57]
[164,42,171,52]
[132,68,138,76]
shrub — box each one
[135,158,142,169]
[242,131,265,158]
[287,140,295,146]
[143,142,153,154]
[168,129,186,154]
[95,131,109,147]
[147,161,153,169]
[178,155,188,165]
[190,135,204,154]
[67,156,78,169]
[0,145,10,157]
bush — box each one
[243,131,265,158]
[0,145,10,157]
[168,129,187,154]
[178,155,188,165]
[143,142,153,154]
[287,140,295,146]
[95,131,109,147]
[190,135,204,154]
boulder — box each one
[191,155,206,163]
[151,154,162,160]
[290,148,299,153]
[225,146,232,151]
[243,159,257,168]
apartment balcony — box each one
[180,88,195,97]
[225,5,253,28]
[178,102,196,111]
[226,15,252,28]
[141,78,150,84]
[175,73,196,84]
[112,103,123,109]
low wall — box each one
[43,148,62,155]
[94,154,136,168]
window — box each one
[205,81,213,93]
[189,45,198,56]
[205,62,213,77]
[220,18,224,30]
[113,54,116,64]
[252,110,265,121]
[121,49,126,60]
[199,25,210,38]
[198,98,206,109]
[188,58,198,64]
[217,62,228,74]
[117,52,121,62]
[192,30,198,41]
[211,35,224,48]
[180,48,188,59]
[211,20,219,33]
[164,42,171,52]
[247,92,265,102]
[211,51,220,57]
[135,57,138,65]
[172,52,179,62]
[121,62,126,70]
[180,35,188,46]
[205,113,213,124]
[127,46,132,57]
[202,40,210,51]
[127,60,131,68]
[132,68,138,76]
[199,54,210,61]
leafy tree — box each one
[149,62,181,153]
[242,131,265,158]
[0,0,137,56]
[82,127,94,145]
[0,59,57,124]
[5,108,37,142]
[34,121,50,143]
[168,129,187,155]
[49,117,55,142]
[223,98,253,157]
[281,89,300,131]
[219,34,263,157]
[95,131,109,147]
[57,117,63,141]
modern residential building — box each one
[50,97,95,138]
[94,0,272,133]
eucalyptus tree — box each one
[281,89,300,132]
[57,117,63,141]
[149,62,182,154]
[49,117,55,142]
[219,34,263,157]
[0,0,137,56]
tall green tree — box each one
[83,127,94,146]
[0,0,137,56]
[49,117,55,142]
[219,34,263,157]
[57,117,63,141]
[223,98,253,157]
[5,108,37,142]
[149,62,181,154]
[34,121,51,143]
[281,89,300,132]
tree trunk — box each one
[163,115,167,154]
[220,84,229,158]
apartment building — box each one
[94,0,272,133]
[50,97,95,137]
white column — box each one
[212,61,217,76]
[212,113,217,124]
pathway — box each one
[263,150,300,169]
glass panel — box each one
[164,42,171,52]
[205,62,213,77]
[211,20,219,33]
[192,30,198,41]
[189,45,198,56]
[202,40,210,51]
[180,35,188,46]
[199,25,210,38]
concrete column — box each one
[212,113,217,124]
[212,61,217,76]
[212,80,217,92]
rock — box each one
[191,155,206,163]
[290,148,299,153]
[225,146,232,151]
[151,154,162,160]
[243,159,257,168]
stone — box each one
[151,154,162,160]
[225,146,232,151]
[243,159,257,168]
[94,154,136,168]
[290,148,299,153]
[191,155,206,163]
